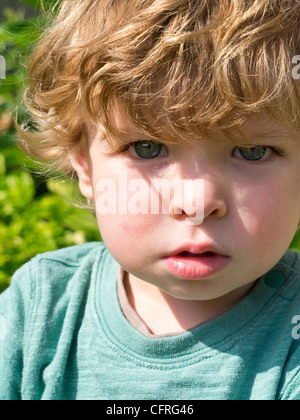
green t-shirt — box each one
[0,242,300,400]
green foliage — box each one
[0,3,101,293]
[290,231,300,253]
[0,141,102,293]
[0,146,101,293]
[16,0,55,10]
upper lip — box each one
[165,243,228,257]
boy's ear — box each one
[71,149,94,200]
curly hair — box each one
[19,0,300,176]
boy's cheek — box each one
[96,214,159,268]
[238,189,298,252]
[116,216,155,239]
[96,213,156,242]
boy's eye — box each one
[128,141,168,159]
[232,146,271,161]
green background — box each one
[0,0,299,293]
[0,0,101,293]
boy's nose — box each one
[169,177,227,225]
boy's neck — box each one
[124,272,257,336]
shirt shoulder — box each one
[34,241,106,266]
[14,241,108,321]
[0,241,108,340]
[272,250,300,399]
[4,242,107,304]
[276,249,300,301]
[282,249,300,272]
[0,242,110,400]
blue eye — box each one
[129,141,167,159]
[233,146,269,161]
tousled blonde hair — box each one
[20,0,300,176]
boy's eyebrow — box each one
[99,110,300,147]
[232,127,299,144]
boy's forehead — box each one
[234,117,299,143]
[85,104,299,147]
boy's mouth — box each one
[178,251,217,258]
[165,243,228,258]
[163,245,230,279]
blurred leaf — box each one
[0,3,99,294]
[289,230,300,251]
[15,0,54,11]
[47,178,76,202]
[16,0,42,9]
[0,153,6,175]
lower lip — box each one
[163,254,230,279]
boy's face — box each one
[75,108,300,302]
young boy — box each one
[1,0,300,400]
